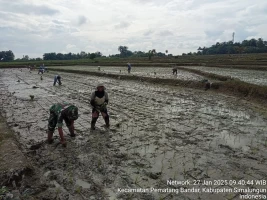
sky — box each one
[0,0,266,58]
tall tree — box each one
[148,49,156,60]
[90,53,96,60]
[257,38,264,48]
[118,46,128,57]
[80,51,87,58]
[0,50,15,61]
[22,55,29,60]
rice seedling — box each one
[29,95,34,100]
[161,157,164,174]
[55,187,62,198]
[173,170,177,180]
[75,186,82,194]
[134,176,140,185]
[205,166,210,177]
[192,156,197,169]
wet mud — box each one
[0,69,267,200]
[50,66,205,81]
[185,66,267,86]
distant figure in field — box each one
[202,79,211,91]
[38,68,44,74]
[127,62,131,73]
[42,63,48,73]
[172,67,178,75]
[38,65,44,74]
[53,75,62,86]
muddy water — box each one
[184,66,267,86]
[0,69,267,200]
[51,66,205,81]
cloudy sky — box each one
[0,0,266,58]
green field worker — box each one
[47,103,79,147]
[90,83,109,130]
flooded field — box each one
[184,66,267,86]
[0,68,267,200]
[50,66,205,81]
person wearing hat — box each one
[90,83,109,130]
[53,75,62,86]
[47,103,79,147]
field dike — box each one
[0,69,267,199]
[48,68,206,89]
[49,68,267,104]
[172,66,231,81]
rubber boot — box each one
[58,131,66,147]
[47,131,54,144]
[91,118,98,130]
[104,116,110,129]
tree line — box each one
[184,38,267,55]
[42,51,103,60]
[115,46,170,59]
[2,38,267,61]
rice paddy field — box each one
[183,66,267,86]
[49,65,205,81]
[0,66,267,200]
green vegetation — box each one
[193,38,267,55]
[1,38,267,66]
[43,51,103,60]
[0,186,8,196]
[1,52,267,69]
[0,50,15,61]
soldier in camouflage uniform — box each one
[47,103,78,147]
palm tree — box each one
[148,49,156,60]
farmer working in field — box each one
[202,79,211,90]
[38,66,44,74]
[47,103,79,147]
[53,75,62,86]
[90,83,110,130]
[172,67,178,75]
[127,62,131,73]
